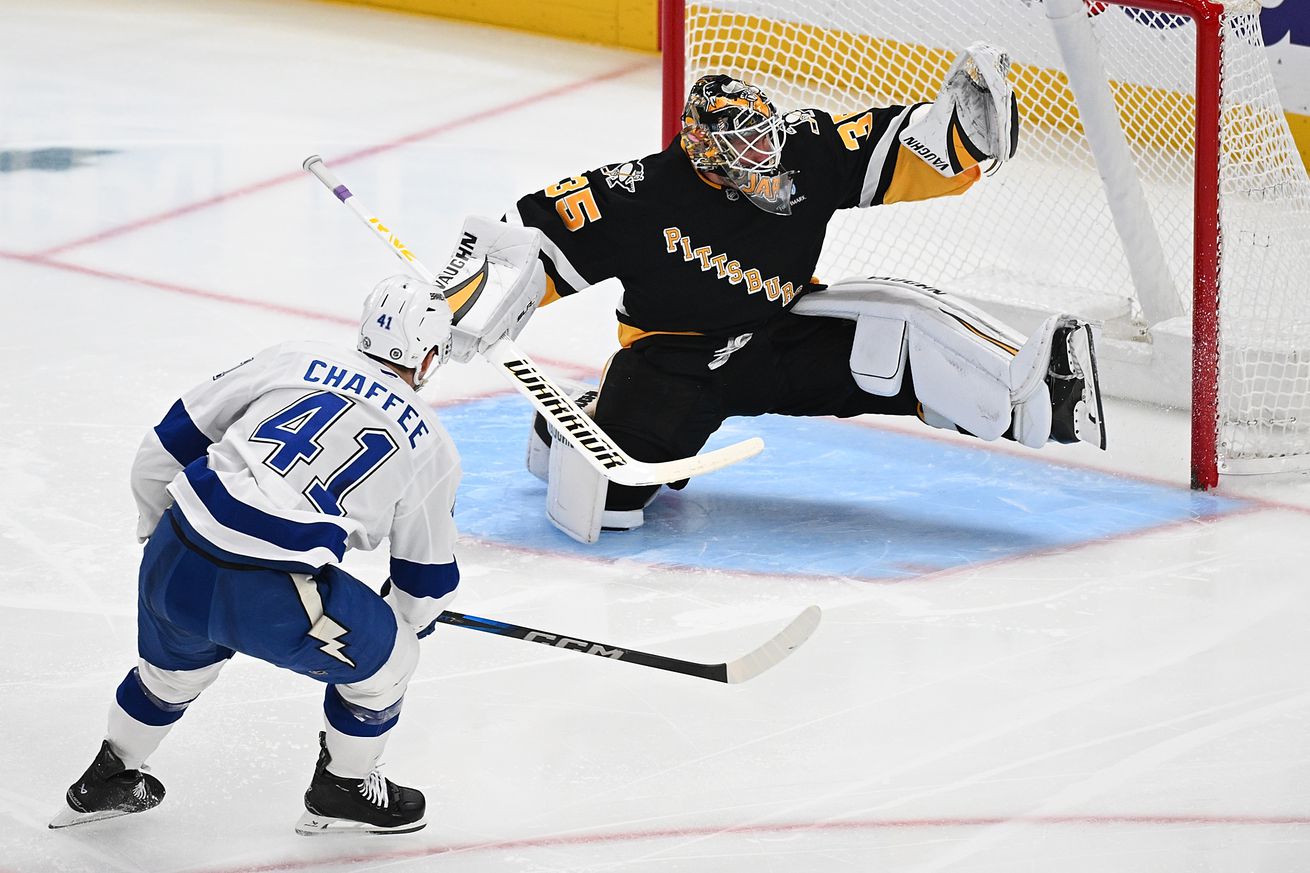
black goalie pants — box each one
[593,313,920,512]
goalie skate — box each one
[49,741,165,829]
[295,733,426,836]
[1048,321,1107,450]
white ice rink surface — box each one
[5,1,1310,870]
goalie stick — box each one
[436,605,821,684]
[302,155,764,488]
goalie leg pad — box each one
[546,434,609,544]
[1007,313,1064,448]
[849,315,909,397]
[796,279,1103,448]
[795,278,1025,441]
[526,424,550,482]
[1010,381,1053,449]
[526,380,598,482]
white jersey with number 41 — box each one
[130,340,460,587]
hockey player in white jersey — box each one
[52,275,459,835]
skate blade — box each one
[294,811,426,836]
[1068,324,1107,450]
[49,805,140,829]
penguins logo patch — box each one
[602,160,645,193]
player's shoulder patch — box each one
[783,109,822,137]
[600,159,646,193]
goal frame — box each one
[660,0,1226,489]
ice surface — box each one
[3,1,1310,870]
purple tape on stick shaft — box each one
[332,184,352,202]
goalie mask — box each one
[358,275,453,390]
[681,74,795,215]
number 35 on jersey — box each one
[545,176,602,231]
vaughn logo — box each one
[602,160,645,193]
[865,275,948,295]
[434,231,478,290]
[901,135,949,173]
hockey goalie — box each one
[439,44,1106,543]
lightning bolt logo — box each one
[292,576,357,668]
[309,615,355,667]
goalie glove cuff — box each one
[899,42,1020,177]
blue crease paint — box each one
[442,396,1246,579]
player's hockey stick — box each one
[436,605,821,684]
[43,605,814,832]
[303,155,764,488]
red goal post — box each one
[661,0,1310,489]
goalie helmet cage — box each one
[660,0,1310,490]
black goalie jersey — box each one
[509,102,982,347]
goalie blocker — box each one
[431,215,548,363]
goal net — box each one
[663,0,1310,487]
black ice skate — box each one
[1047,321,1107,450]
[295,733,425,835]
[49,740,165,829]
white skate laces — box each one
[359,769,389,808]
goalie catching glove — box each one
[433,216,548,363]
[899,42,1020,177]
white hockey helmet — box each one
[358,275,453,388]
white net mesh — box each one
[1216,9,1310,471]
[683,0,1310,474]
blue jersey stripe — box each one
[183,462,349,566]
[154,399,212,466]
[170,508,324,575]
[390,557,459,599]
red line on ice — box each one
[0,249,595,381]
[187,813,1310,872]
[34,59,653,258]
[2,252,354,325]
